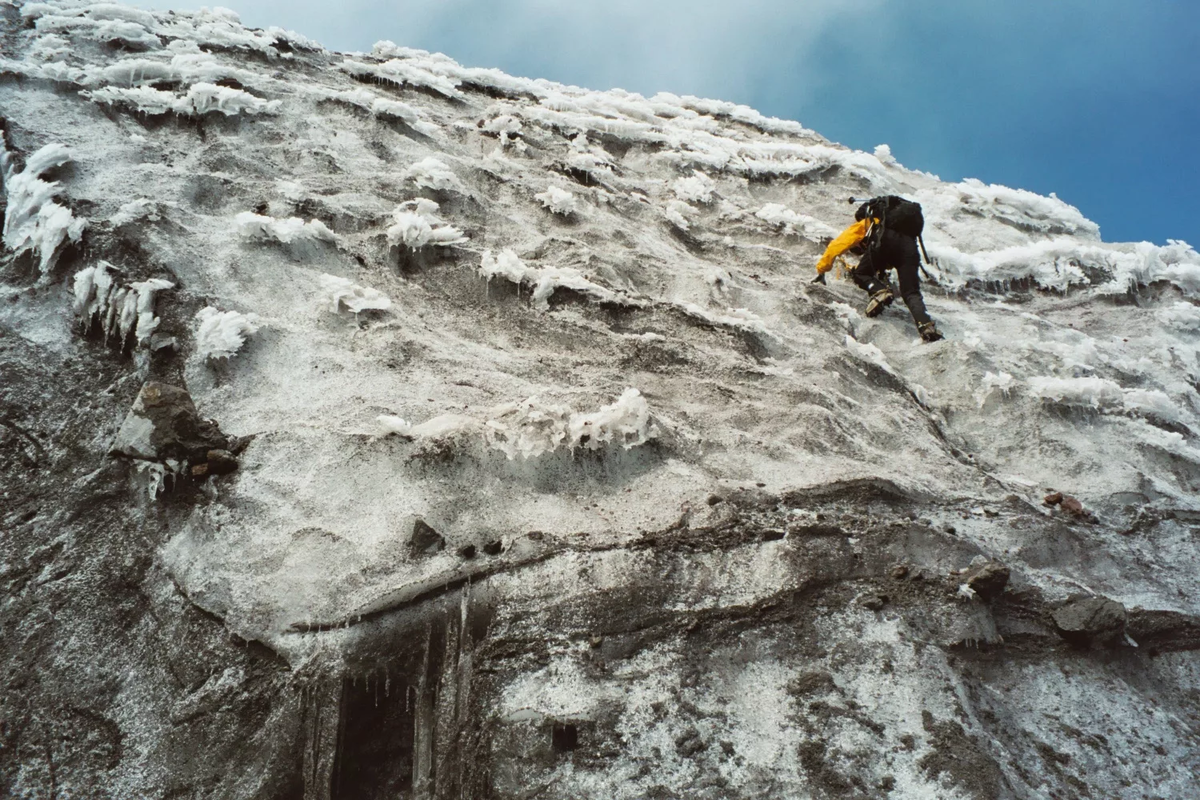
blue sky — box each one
[136,1,1199,245]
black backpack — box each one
[855,195,924,238]
[851,195,933,266]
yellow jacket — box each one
[815,218,871,275]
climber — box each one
[812,196,942,342]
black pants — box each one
[851,230,932,326]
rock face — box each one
[3,2,1200,799]
[112,381,230,462]
[1052,595,1128,647]
[964,560,1011,601]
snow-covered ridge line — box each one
[369,41,818,138]
[21,1,318,58]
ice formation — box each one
[235,212,342,247]
[194,307,260,361]
[1,133,86,276]
[534,185,578,216]
[755,203,838,239]
[395,389,658,460]
[403,157,463,193]
[71,261,173,345]
[479,249,632,310]
[385,199,467,250]
[319,88,439,135]
[318,273,392,314]
[85,82,281,116]
[663,199,697,230]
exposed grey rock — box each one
[965,560,1011,601]
[409,518,445,555]
[111,382,228,463]
[1052,595,1128,647]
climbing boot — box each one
[918,321,943,343]
[864,288,894,318]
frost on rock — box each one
[1026,376,1181,423]
[755,203,838,239]
[481,114,523,147]
[479,249,634,311]
[534,186,578,216]
[372,99,440,136]
[110,198,160,227]
[235,212,342,247]
[386,199,467,251]
[86,82,281,116]
[564,133,614,180]
[319,273,392,314]
[975,371,1015,407]
[679,302,771,337]
[28,3,163,51]
[671,170,716,204]
[194,307,260,361]
[319,88,438,136]
[1,135,87,277]
[663,199,697,230]
[340,57,463,99]
[402,389,659,460]
[83,53,259,91]
[72,262,173,346]
[486,389,658,459]
[1158,301,1200,331]
[927,237,1200,297]
[403,157,464,193]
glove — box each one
[811,272,827,284]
